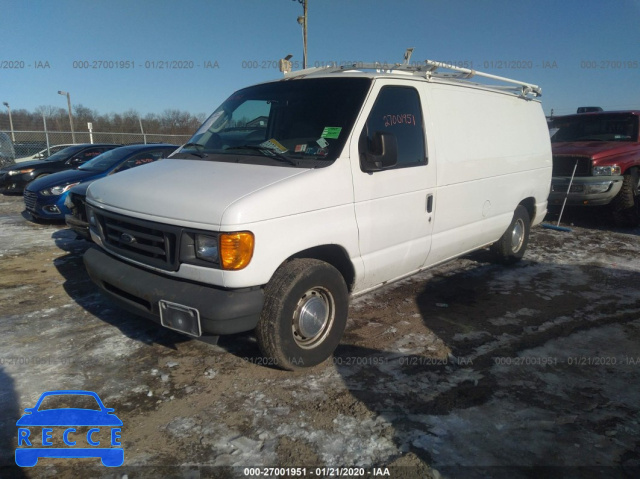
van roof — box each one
[279,49,542,101]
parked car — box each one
[0,131,15,168]
[83,54,551,370]
[59,144,177,230]
[25,143,177,221]
[16,144,76,162]
[0,143,120,194]
[576,106,603,114]
[548,110,640,226]
[14,141,47,159]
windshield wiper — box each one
[225,145,297,166]
[180,142,207,158]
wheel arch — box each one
[284,244,356,293]
[518,197,536,224]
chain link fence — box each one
[3,131,191,159]
[0,116,193,159]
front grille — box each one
[552,155,592,177]
[94,210,181,271]
[23,190,37,211]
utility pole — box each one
[2,102,15,142]
[294,0,308,69]
[58,90,76,143]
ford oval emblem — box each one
[120,233,136,244]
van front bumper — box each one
[549,176,623,206]
[83,247,264,335]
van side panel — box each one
[424,84,551,267]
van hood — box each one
[86,158,313,228]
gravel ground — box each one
[1,194,639,479]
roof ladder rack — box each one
[421,59,542,97]
[280,48,542,97]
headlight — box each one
[40,182,79,196]
[195,234,219,263]
[8,168,34,176]
[592,165,621,176]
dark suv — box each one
[0,143,120,193]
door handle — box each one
[426,194,433,213]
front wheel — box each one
[255,258,349,370]
[611,174,640,227]
[491,205,530,264]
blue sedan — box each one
[23,144,177,220]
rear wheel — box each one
[491,205,530,264]
[256,258,349,370]
[611,174,640,227]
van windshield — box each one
[179,77,371,166]
[551,114,639,142]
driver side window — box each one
[361,86,426,169]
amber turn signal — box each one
[219,232,254,270]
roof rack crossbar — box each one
[422,59,541,96]
[280,49,542,97]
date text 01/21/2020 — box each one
[70,60,220,70]
[242,467,391,476]
[492,356,640,366]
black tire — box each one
[611,174,640,227]
[255,258,349,370]
[491,205,530,264]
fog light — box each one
[584,183,611,194]
[44,205,60,214]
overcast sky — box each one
[3,0,640,118]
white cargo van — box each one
[83,53,552,369]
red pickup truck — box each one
[549,111,640,226]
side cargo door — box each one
[349,81,436,291]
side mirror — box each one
[361,131,398,172]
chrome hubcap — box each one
[292,288,334,348]
[511,219,525,253]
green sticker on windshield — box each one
[321,127,342,139]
